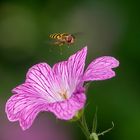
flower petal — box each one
[67,47,87,81]
[47,89,86,120]
[25,63,63,103]
[5,87,49,130]
[83,56,119,81]
[52,47,87,98]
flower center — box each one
[59,89,68,100]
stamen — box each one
[59,90,68,100]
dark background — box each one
[0,0,140,140]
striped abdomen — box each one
[49,33,68,40]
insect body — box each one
[49,33,75,46]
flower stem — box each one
[78,115,90,140]
[89,133,99,140]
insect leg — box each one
[58,42,64,46]
[54,41,62,46]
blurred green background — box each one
[0,0,140,140]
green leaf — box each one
[69,109,84,122]
[92,107,98,133]
[98,121,114,136]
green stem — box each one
[78,116,90,140]
[89,133,99,140]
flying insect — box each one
[49,33,76,46]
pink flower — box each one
[5,47,119,130]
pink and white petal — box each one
[25,63,62,103]
[52,47,87,98]
[5,93,49,130]
[47,91,86,120]
[67,47,87,80]
[12,83,57,103]
[83,56,119,81]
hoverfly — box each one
[49,33,80,46]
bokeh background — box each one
[0,0,140,140]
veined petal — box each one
[25,63,63,103]
[52,47,87,98]
[47,88,86,120]
[67,47,87,81]
[83,56,119,81]
[5,92,49,130]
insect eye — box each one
[67,36,72,42]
